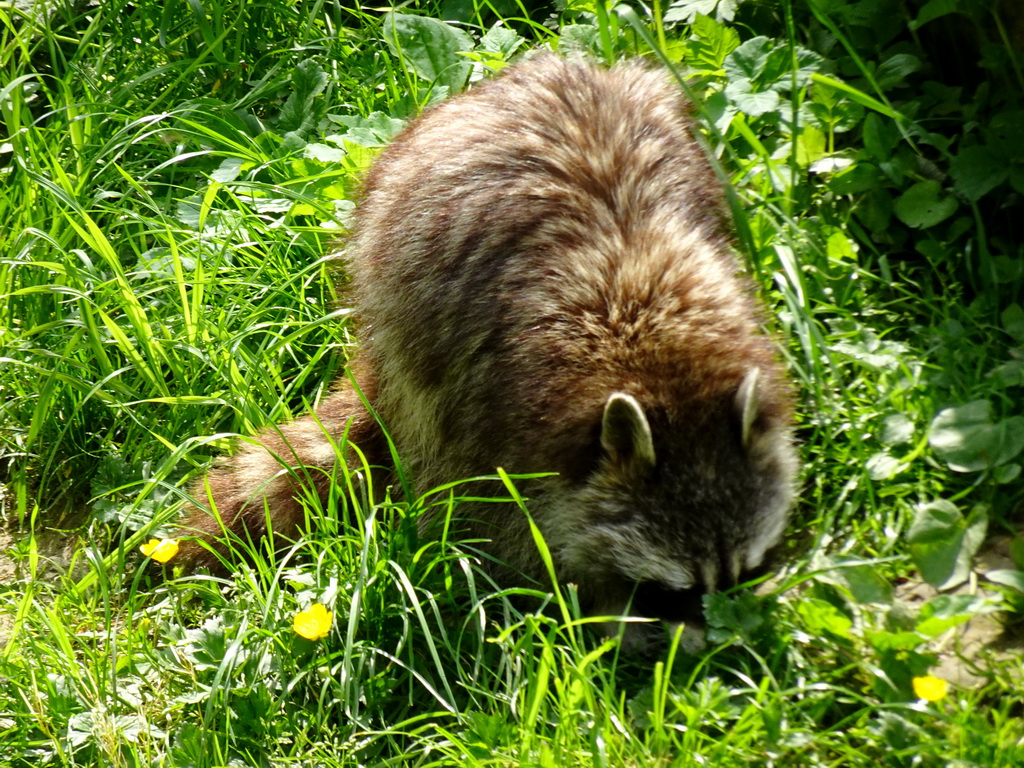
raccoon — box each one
[176,55,798,642]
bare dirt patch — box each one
[0,530,16,586]
[897,531,1024,688]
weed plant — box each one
[1,0,1023,766]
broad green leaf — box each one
[828,163,882,194]
[915,594,989,637]
[439,0,477,23]
[665,0,737,24]
[795,598,853,638]
[724,36,772,83]
[881,412,915,446]
[1012,165,1024,195]
[304,143,345,163]
[686,13,741,72]
[796,125,826,166]
[383,12,472,94]
[809,73,903,121]
[994,463,1021,484]
[894,181,957,228]
[854,187,894,231]
[910,0,959,30]
[907,500,969,543]
[866,630,925,652]
[862,112,899,160]
[665,0,717,24]
[557,24,600,56]
[704,590,765,643]
[986,109,1024,156]
[812,79,842,110]
[763,45,823,91]
[816,555,894,604]
[1000,303,1024,343]
[276,60,328,136]
[210,157,244,183]
[929,400,1024,471]
[950,145,1008,202]
[725,78,780,117]
[874,54,922,89]
[479,23,525,58]
[867,452,904,480]
[826,230,856,262]
[327,112,406,148]
[908,500,987,590]
[990,358,1024,387]
[807,98,864,134]
[1013,539,1024,569]
[986,569,1024,593]
[990,255,1024,285]
[831,323,907,370]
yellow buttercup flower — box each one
[912,675,949,702]
[140,538,179,564]
[293,603,333,641]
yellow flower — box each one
[912,675,949,702]
[140,538,179,564]
[293,603,333,641]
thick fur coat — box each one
[176,55,798,635]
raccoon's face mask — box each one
[556,368,796,626]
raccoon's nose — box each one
[631,581,704,623]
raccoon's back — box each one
[346,56,778,485]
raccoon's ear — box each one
[601,393,656,472]
[735,367,761,450]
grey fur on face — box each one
[176,54,798,649]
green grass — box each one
[2,0,1023,766]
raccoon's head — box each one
[554,368,797,631]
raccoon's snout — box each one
[632,581,706,624]
[630,573,737,626]
[630,557,770,624]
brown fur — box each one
[176,55,797,637]
[174,361,387,571]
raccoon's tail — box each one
[174,369,387,574]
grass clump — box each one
[1,0,1023,766]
